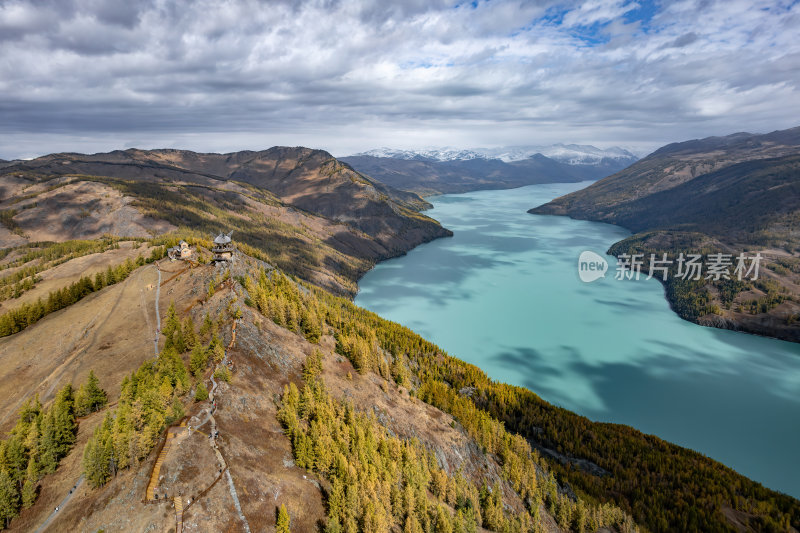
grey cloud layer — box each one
[0,0,798,158]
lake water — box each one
[355,181,800,498]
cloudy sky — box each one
[0,0,798,159]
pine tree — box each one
[276,503,291,533]
[194,382,209,402]
[404,515,423,533]
[84,370,108,413]
[199,312,214,340]
[38,412,58,474]
[83,420,112,488]
[213,366,231,384]
[207,279,215,298]
[301,309,322,343]
[52,384,76,455]
[302,350,323,383]
[433,505,453,533]
[21,458,37,508]
[74,385,88,417]
[94,271,105,291]
[391,355,409,387]
[0,469,20,527]
[183,317,197,349]
[190,345,209,377]
[324,518,343,533]
[104,265,116,286]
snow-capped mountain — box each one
[355,148,486,161]
[352,144,639,166]
[342,144,640,196]
[478,144,639,165]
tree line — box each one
[0,372,107,527]
[82,303,222,489]
[246,268,637,533]
[0,238,125,302]
[244,265,798,532]
[0,246,166,338]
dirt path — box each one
[225,469,251,533]
[197,318,251,532]
[154,263,162,357]
[33,475,84,533]
[217,319,251,532]
[42,264,146,400]
[145,423,185,501]
[142,316,250,532]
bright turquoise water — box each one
[355,181,800,498]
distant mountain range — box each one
[353,144,638,164]
[532,125,800,342]
[342,144,638,195]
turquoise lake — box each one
[354,181,800,499]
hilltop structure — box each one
[167,240,192,261]
[212,232,234,262]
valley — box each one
[341,145,637,195]
[4,1,800,532]
[0,142,797,533]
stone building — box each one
[212,232,234,262]
[167,240,192,261]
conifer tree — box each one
[104,265,116,286]
[276,503,291,533]
[83,370,108,414]
[37,414,58,475]
[199,312,214,340]
[0,469,20,527]
[183,317,198,349]
[190,345,210,377]
[195,382,209,402]
[21,458,37,508]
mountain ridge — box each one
[352,144,638,165]
[531,125,800,342]
[0,146,451,296]
[341,150,635,195]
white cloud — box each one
[0,0,798,159]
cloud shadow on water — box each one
[489,343,800,497]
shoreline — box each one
[352,183,800,500]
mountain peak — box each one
[352,144,639,165]
[352,147,487,161]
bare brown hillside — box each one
[0,146,451,296]
[0,251,161,431]
[6,251,564,533]
[0,146,448,256]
